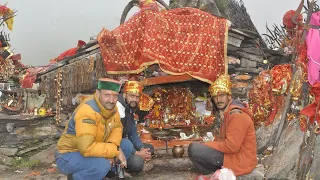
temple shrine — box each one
[1,0,320,179]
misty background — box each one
[6,0,302,66]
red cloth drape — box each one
[57,48,77,61]
[21,65,52,88]
[56,40,86,61]
[300,82,320,124]
[98,8,228,84]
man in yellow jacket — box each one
[55,78,133,180]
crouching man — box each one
[188,75,257,177]
[117,81,154,172]
[55,78,134,180]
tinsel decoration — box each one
[54,68,63,125]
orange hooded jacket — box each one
[205,100,258,176]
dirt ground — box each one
[0,157,199,180]
[0,166,198,180]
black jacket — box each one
[117,94,143,151]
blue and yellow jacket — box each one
[57,94,123,158]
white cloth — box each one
[116,101,126,118]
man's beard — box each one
[129,102,137,108]
[126,99,137,108]
[216,100,230,111]
[217,103,227,110]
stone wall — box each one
[0,116,59,167]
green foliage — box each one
[11,157,40,168]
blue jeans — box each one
[55,139,134,180]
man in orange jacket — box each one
[188,75,257,177]
[55,78,133,180]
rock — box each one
[240,58,257,68]
[0,153,13,166]
[39,139,56,148]
[17,146,39,155]
[228,33,244,47]
[0,124,8,133]
[0,148,18,156]
[264,53,272,58]
[240,47,263,56]
[170,0,222,16]
[265,120,304,180]
[16,124,59,138]
[0,164,8,173]
[239,29,260,38]
[296,129,316,180]
[2,133,32,147]
[227,50,240,58]
[255,105,283,153]
[240,43,254,48]
[306,135,320,179]
[33,125,59,137]
[237,51,263,63]
[16,137,56,156]
[279,55,292,63]
[18,145,27,149]
[29,144,57,164]
[261,48,284,56]
[227,44,239,51]
[237,165,264,180]
[268,56,280,65]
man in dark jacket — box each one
[116,81,154,172]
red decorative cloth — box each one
[270,64,292,95]
[10,54,25,68]
[57,48,77,61]
[98,8,228,84]
[248,71,275,126]
[21,65,52,88]
[0,5,9,14]
[300,82,320,124]
[283,10,303,29]
[56,40,86,61]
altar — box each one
[132,75,218,155]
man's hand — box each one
[117,149,127,168]
[108,158,115,168]
[136,148,151,161]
